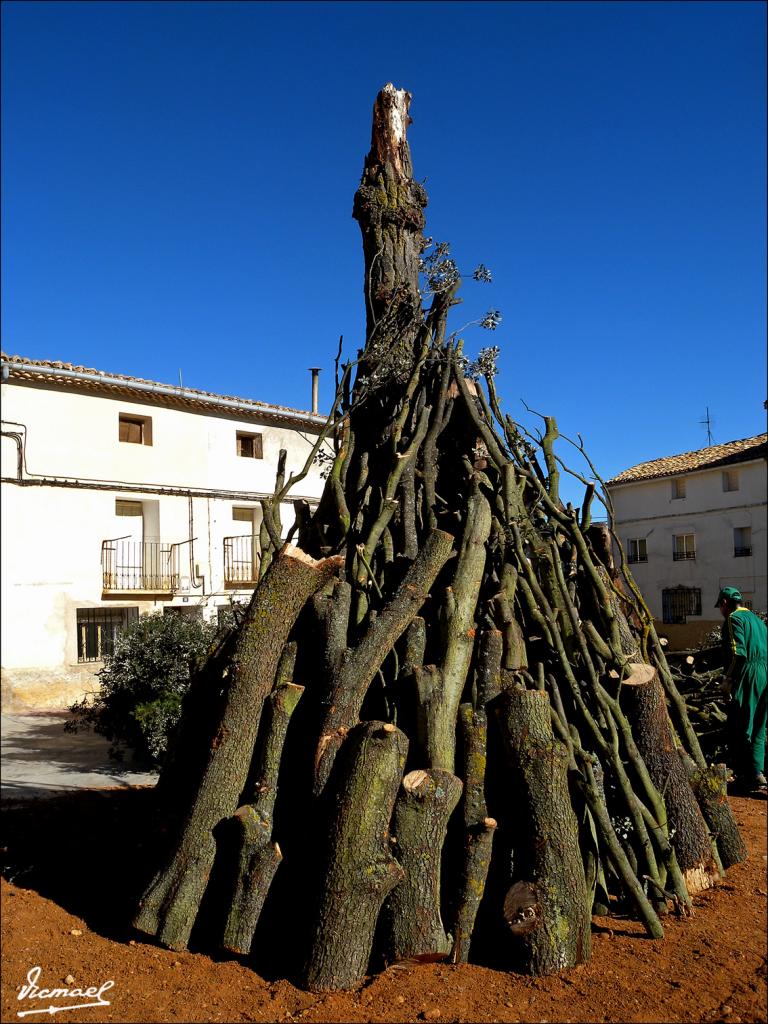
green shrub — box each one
[66,610,233,767]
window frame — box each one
[722,469,739,493]
[76,606,139,663]
[671,477,686,500]
[672,533,696,561]
[661,586,702,624]
[627,538,648,564]
[733,525,752,558]
[118,413,153,446]
[236,431,263,459]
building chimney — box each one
[309,368,321,415]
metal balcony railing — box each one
[734,547,752,557]
[101,537,181,592]
[627,554,648,564]
[224,535,260,587]
[672,550,696,561]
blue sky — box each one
[2,1,765,505]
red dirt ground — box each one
[1,790,766,1024]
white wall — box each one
[1,379,327,708]
[609,459,767,619]
[1,381,327,496]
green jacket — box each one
[722,607,768,741]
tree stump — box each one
[304,721,408,992]
[494,687,591,974]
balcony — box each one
[101,538,182,594]
[672,551,696,561]
[734,547,752,558]
[224,535,260,588]
[627,554,648,564]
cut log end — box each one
[622,663,657,687]
[503,881,542,936]
[283,545,345,572]
[403,769,429,792]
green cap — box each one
[715,586,742,607]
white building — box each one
[606,434,767,644]
[1,353,328,710]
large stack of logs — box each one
[132,84,746,991]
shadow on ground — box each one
[1,713,157,799]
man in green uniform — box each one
[717,586,767,793]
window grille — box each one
[76,607,138,663]
[661,587,701,624]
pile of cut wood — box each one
[130,85,745,991]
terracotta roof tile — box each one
[606,434,767,485]
[0,352,324,427]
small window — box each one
[116,499,143,517]
[673,533,696,561]
[733,526,752,557]
[236,432,263,459]
[76,607,138,663]
[627,538,648,564]
[119,414,152,446]
[722,469,739,493]
[671,477,686,500]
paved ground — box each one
[0,712,158,799]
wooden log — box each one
[313,529,454,794]
[685,761,747,869]
[303,721,408,993]
[474,628,503,706]
[494,688,591,974]
[219,682,304,954]
[451,703,497,963]
[133,546,343,951]
[422,485,491,772]
[382,768,463,960]
[620,663,720,894]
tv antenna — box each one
[700,407,714,446]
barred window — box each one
[76,607,138,663]
[662,587,701,624]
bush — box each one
[66,611,231,767]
